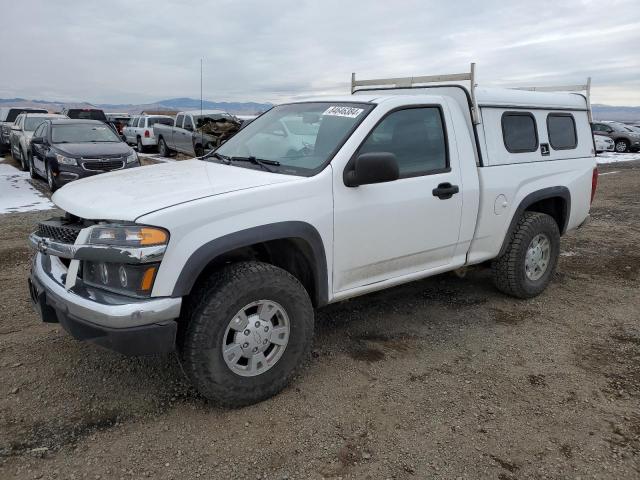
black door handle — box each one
[432,182,459,200]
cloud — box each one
[0,0,638,105]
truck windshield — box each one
[52,124,121,143]
[213,102,374,176]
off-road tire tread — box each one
[492,212,560,299]
[180,261,314,407]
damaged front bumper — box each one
[28,226,181,356]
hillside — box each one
[1,97,638,121]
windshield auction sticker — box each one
[322,106,364,118]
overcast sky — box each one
[1,0,639,106]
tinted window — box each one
[51,123,120,143]
[147,117,173,127]
[358,107,448,177]
[65,109,107,121]
[137,117,146,128]
[502,112,538,153]
[183,116,194,130]
[547,114,577,150]
[175,114,184,128]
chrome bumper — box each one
[29,252,181,329]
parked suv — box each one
[123,114,174,152]
[28,70,596,406]
[28,119,140,191]
[591,121,640,152]
[9,113,67,170]
[0,107,48,153]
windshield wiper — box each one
[207,151,230,163]
[228,156,280,172]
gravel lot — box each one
[1,156,639,479]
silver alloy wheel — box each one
[524,233,551,281]
[615,141,627,153]
[222,300,290,377]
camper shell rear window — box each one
[547,113,577,150]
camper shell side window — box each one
[501,111,539,154]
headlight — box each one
[126,151,138,164]
[89,225,169,247]
[83,261,159,297]
[55,153,77,166]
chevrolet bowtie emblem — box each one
[37,239,49,254]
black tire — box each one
[137,136,146,153]
[46,161,58,192]
[158,137,170,157]
[615,139,629,153]
[491,212,560,299]
[20,148,29,171]
[28,152,37,179]
[194,144,204,157]
[179,261,314,407]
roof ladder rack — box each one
[512,78,593,122]
[351,62,480,124]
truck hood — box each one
[52,159,297,221]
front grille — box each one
[81,159,125,172]
[37,218,83,244]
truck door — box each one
[332,104,464,293]
[173,114,185,152]
[182,115,196,155]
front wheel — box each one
[158,137,170,157]
[179,261,314,407]
[20,148,29,171]
[46,162,58,192]
[492,212,560,299]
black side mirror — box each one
[344,152,400,187]
[31,137,45,145]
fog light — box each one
[118,266,128,288]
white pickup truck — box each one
[28,66,597,406]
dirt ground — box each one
[0,157,639,479]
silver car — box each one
[9,113,67,170]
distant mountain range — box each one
[0,97,272,115]
[1,97,638,121]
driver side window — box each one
[358,107,448,178]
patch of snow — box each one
[596,152,640,164]
[0,160,54,214]
[137,152,175,163]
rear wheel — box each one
[615,139,629,153]
[158,137,170,157]
[492,212,560,299]
[194,144,204,157]
[179,261,314,407]
[137,136,146,153]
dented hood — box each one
[52,159,295,221]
